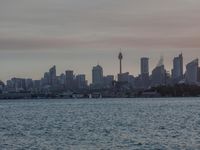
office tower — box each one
[118,72,135,86]
[172,53,183,83]
[141,57,149,75]
[58,73,65,85]
[0,80,4,92]
[92,65,103,86]
[140,57,150,88]
[103,75,114,88]
[33,80,41,90]
[151,65,166,87]
[65,70,74,90]
[151,57,166,87]
[185,59,199,84]
[43,72,50,86]
[8,78,26,92]
[49,65,57,86]
[25,79,33,91]
[76,74,87,89]
[118,72,129,82]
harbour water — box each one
[0,98,200,149]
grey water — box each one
[0,98,200,150]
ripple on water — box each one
[0,98,200,149]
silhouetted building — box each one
[33,80,41,90]
[65,70,74,90]
[103,75,114,88]
[92,65,104,88]
[58,73,65,85]
[140,57,150,88]
[151,65,166,87]
[185,59,199,84]
[0,80,5,93]
[172,53,183,83]
[118,72,135,87]
[49,65,57,86]
[76,74,87,89]
[25,79,33,91]
[141,57,149,75]
[43,72,50,86]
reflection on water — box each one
[0,98,200,149]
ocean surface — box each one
[0,98,200,150]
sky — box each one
[1,0,200,83]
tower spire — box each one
[118,51,123,74]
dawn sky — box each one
[1,0,200,82]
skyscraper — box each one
[140,57,150,88]
[103,75,114,88]
[151,65,166,87]
[92,65,103,86]
[172,53,183,83]
[65,70,74,90]
[76,74,87,89]
[151,57,166,87]
[185,59,199,84]
[141,57,149,75]
[49,65,56,86]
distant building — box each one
[185,59,199,84]
[65,70,74,90]
[58,73,65,85]
[76,74,87,89]
[6,78,26,92]
[118,72,129,83]
[33,80,41,90]
[49,65,57,86]
[92,65,104,88]
[151,65,166,87]
[25,79,33,91]
[172,53,183,83]
[118,72,135,87]
[141,57,149,75]
[43,72,50,86]
[0,80,5,93]
[103,75,114,88]
[140,57,150,88]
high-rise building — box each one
[141,57,149,75]
[25,79,33,91]
[65,70,74,90]
[92,65,103,87]
[118,72,135,87]
[140,57,150,88]
[58,73,65,85]
[103,75,114,88]
[172,53,183,83]
[0,80,5,92]
[43,72,50,86]
[76,74,87,89]
[185,59,199,84]
[49,65,57,86]
[151,65,166,87]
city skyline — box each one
[1,52,200,83]
[1,52,199,98]
[1,52,200,84]
[1,0,200,82]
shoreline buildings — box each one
[1,52,200,94]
